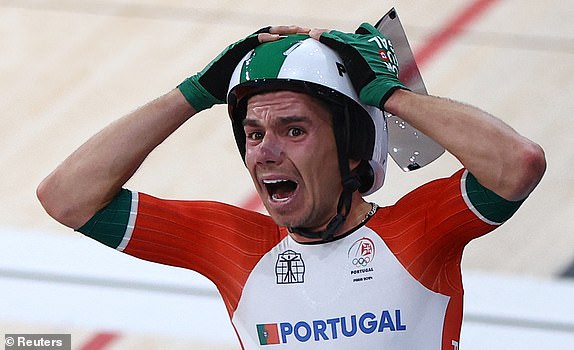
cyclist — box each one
[37,24,545,349]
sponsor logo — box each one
[366,35,399,73]
[379,50,389,61]
[256,309,407,346]
[275,250,305,284]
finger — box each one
[269,25,310,35]
[309,28,330,40]
[257,32,284,43]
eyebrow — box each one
[242,115,310,127]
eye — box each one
[287,127,304,137]
[246,130,264,141]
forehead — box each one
[246,91,331,120]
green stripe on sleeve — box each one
[77,189,134,249]
[464,171,525,224]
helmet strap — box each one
[289,174,360,242]
[289,103,361,242]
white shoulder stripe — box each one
[460,170,501,226]
[117,191,139,252]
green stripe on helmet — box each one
[239,34,309,83]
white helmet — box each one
[227,34,388,196]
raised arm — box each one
[312,24,546,201]
[383,90,545,201]
[37,26,310,229]
[37,89,195,229]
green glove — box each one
[319,23,408,109]
[178,27,271,112]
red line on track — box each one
[239,0,499,212]
[77,332,119,350]
[413,0,499,65]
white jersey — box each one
[234,226,449,348]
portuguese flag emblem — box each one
[256,323,280,345]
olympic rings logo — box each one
[352,257,371,267]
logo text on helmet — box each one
[336,62,346,77]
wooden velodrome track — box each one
[2,0,573,348]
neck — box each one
[289,197,373,243]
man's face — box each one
[243,91,342,230]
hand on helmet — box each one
[310,23,408,110]
[178,26,309,112]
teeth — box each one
[263,179,289,184]
[271,194,290,202]
[262,178,297,202]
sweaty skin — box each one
[244,91,369,241]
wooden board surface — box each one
[1,0,573,347]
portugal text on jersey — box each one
[256,309,407,346]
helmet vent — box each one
[283,42,303,56]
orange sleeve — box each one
[368,169,502,349]
[370,169,497,291]
[123,193,286,316]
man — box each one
[37,24,545,349]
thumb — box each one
[355,22,380,35]
[309,28,330,41]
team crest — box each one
[348,237,375,267]
[275,250,305,284]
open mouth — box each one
[263,179,298,202]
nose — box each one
[255,133,283,165]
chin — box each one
[267,209,303,228]
[268,212,295,228]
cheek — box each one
[244,149,258,178]
[244,147,254,166]
[304,145,340,188]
